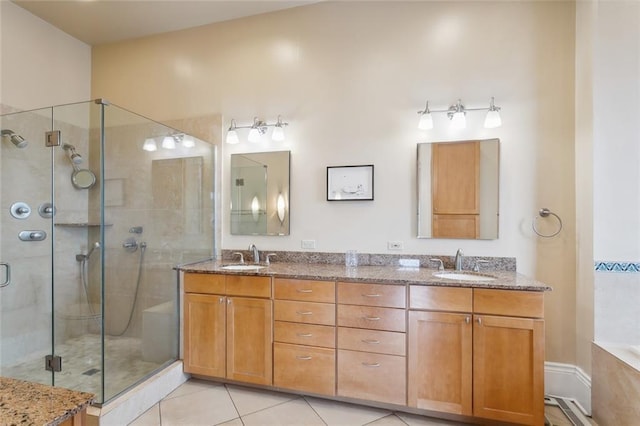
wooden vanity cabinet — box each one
[273,278,336,396]
[183,273,273,386]
[408,286,473,416]
[408,286,545,426]
[472,289,545,426]
[337,282,407,406]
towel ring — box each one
[532,208,562,238]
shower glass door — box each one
[0,106,56,386]
[51,100,105,400]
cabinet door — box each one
[226,297,273,385]
[473,315,545,425]
[407,311,472,416]
[183,293,226,377]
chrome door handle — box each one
[296,289,313,293]
[0,263,11,288]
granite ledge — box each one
[177,261,552,292]
[0,376,95,426]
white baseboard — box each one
[545,362,591,415]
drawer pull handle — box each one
[296,311,313,316]
[477,317,482,325]
[296,289,313,293]
[296,333,313,337]
[362,339,380,344]
[465,316,471,324]
[363,316,381,321]
[362,362,380,368]
[296,356,312,360]
[362,293,380,297]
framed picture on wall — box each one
[327,165,374,201]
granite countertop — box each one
[178,260,552,292]
[0,377,94,426]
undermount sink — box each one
[433,271,496,282]
[221,264,266,271]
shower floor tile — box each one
[1,333,163,401]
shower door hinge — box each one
[45,354,62,372]
[45,130,61,147]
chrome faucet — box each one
[454,248,464,271]
[249,244,260,264]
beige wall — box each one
[0,1,91,111]
[91,1,577,364]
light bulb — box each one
[272,125,285,142]
[143,138,157,152]
[162,136,176,149]
[248,128,261,143]
[450,111,466,130]
[226,129,239,144]
[484,110,502,128]
[182,135,195,147]
[418,112,433,130]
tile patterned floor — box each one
[129,379,591,426]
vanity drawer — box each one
[338,327,405,356]
[410,286,473,312]
[274,300,336,326]
[274,321,335,348]
[337,305,406,332]
[225,275,271,298]
[337,349,406,405]
[274,343,335,396]
[474,289,544,318]
[274,278,335,303]
[184,273,225,295]
[338,282,406,308]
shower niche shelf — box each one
[54,222,113,227]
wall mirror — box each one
[417,139,499,239]
[230,151,290,236]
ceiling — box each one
[12,0,318,46]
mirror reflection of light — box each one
[162,136,176,149]
[182,135,195,148]
[276,193,286,223]
[251,196,260,222]
[143,138,157,152]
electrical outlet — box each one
[301,239,316,249]
[388,241,403,250]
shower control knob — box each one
[18,230,47,241]
[10,202,31,219]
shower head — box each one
[76,241,101,262]
[86,241,101,258]
[1,129,28,148]
[62,143,83,164]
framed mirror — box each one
[230,151,290,236]
[417,139,499,239]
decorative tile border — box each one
[595,261,640,273]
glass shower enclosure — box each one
[0,99,214,404]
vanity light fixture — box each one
[144,133,194,151]
[417,97,502,130]
[142,137,158,152]
[226,116,289,144]
[162,135,176,149]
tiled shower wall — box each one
[594,262,640,344]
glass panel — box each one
[101,103,214,402]
[0,107,55,385]
[51,100,104,400]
